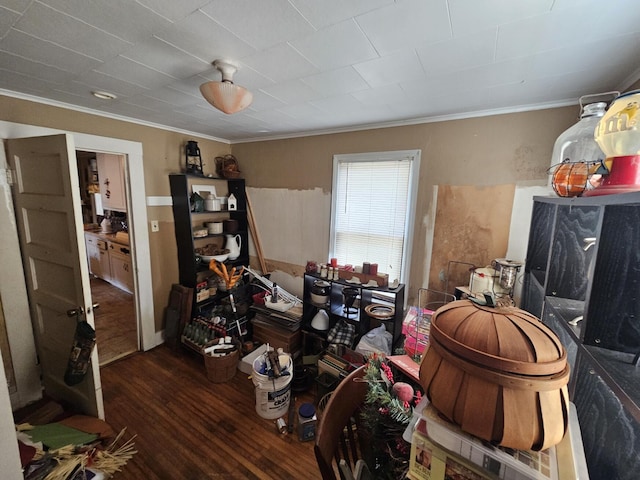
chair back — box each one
[314,366,368,480]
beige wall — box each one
[0,93,578,325]
[232,107,576,301]
[0,95,231,333]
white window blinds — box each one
[330,150,420,284]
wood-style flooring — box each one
[100,345,321,479]
[90,277,138,366]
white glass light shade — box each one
[200,81,253,114]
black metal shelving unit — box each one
[301,272,405,351]
[169,173,250,347]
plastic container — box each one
[297,402,317,441]
[595,89,640,157]
[252,353,293,419]
[417,399,559,480]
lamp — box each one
[185,140,203,176]
[200,60,253,114]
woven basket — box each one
[215,155,241,179]
[204,345,240,383]
[419,300,569,451]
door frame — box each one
[0,120,156,408]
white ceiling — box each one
[1,0,640,143]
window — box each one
[330,150,421,285]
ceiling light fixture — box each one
[199,60,253,114]
[91,90,117,100]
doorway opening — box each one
[77,150,139,366]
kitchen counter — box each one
[84,228,129,246]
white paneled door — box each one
[6,134,103,418]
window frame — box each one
[329,149,421,286]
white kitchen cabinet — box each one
[108,241,134,294]
[85,233,111,281]
[96,153,126,212]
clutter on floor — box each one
[15,399,136,480]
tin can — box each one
[276,417,287,434]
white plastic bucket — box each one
[252,354,293,419]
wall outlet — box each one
[151,220,159,232]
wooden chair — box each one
[314,366,369,480]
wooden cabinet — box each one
[521,192,640,479]
[85,232,133,293]
[108,241,133,294]
[302,272,405,350]
[169,174,249,329]
[85,232,111,281]
[97,153,126,212]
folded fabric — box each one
[59,415,115,439]
[18,440,37,468]
[27,423,98,450]
[327,320,355,347]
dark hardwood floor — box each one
[100,344,321,479]
[90,277,137,366]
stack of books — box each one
[249,302,303,331]
[317,351,353,380]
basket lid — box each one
[429,300,566,376]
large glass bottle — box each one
[548,101,607,187]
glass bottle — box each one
[549,101,608,187]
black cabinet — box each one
[169,174,249,339]
[302,272,405,349]
[521,192,640,479]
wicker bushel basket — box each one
[419,300,570,451]
[204,345,240,383]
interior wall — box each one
[232,107,577,303]
[0,94,579,311]
[0,95,231,333]
[428,184,516,292]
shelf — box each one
[193,230,248,241]
[544,296,584,341]
[170,173,250,339]
[584,345,640,421]
[190,209,246,215]
[173,172,226,180]
[329,302,361,322]
[302,272,405,350]
[523,193,640,479]
[531,269,546,288]
[304,271,402,292]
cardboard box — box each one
[196,280,210,302]
[251,316,301,354]
[409,426,494,480]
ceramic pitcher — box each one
[225,234,241,260]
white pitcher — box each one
[225,234,241,260]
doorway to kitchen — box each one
[77,150,138,366]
